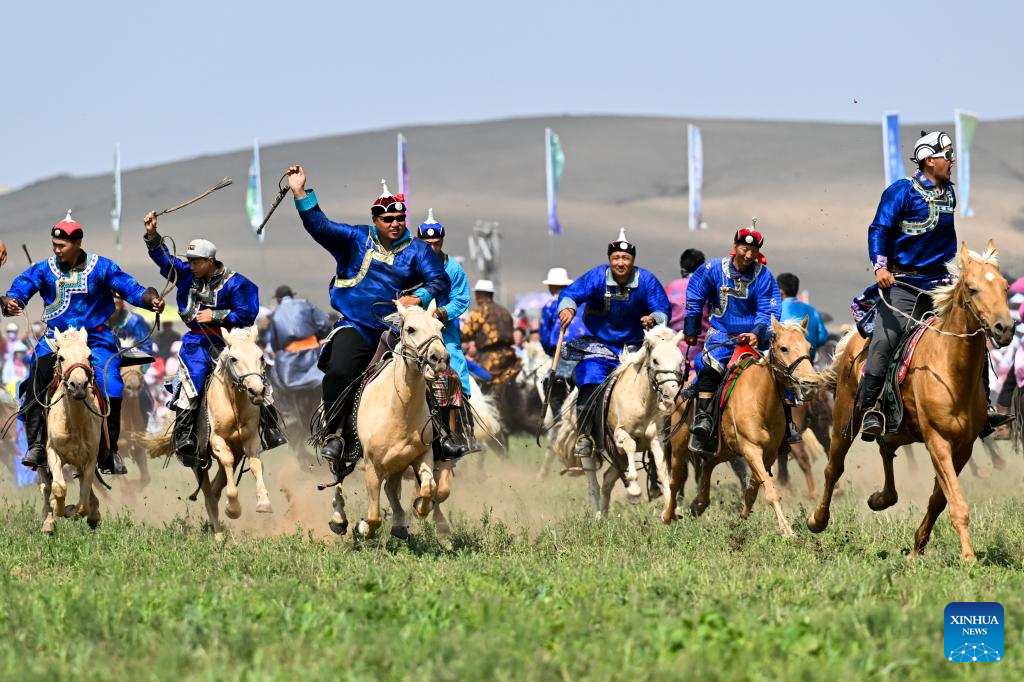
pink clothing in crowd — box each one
[665,276,708,367]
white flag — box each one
[111,143,122,249]
[688,124,705,230]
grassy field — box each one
[0,437,1022,681]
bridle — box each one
[644,345,684,402]
[58,360,95,393]
[222,350,269,400]
[395,330,446,373]
[768,346,815,399]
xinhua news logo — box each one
[944,602,1003,663]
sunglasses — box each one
[377,214,407,224]
[930,149,955,161]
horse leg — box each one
[434,461,453,505]
[649,433,674,523]
[47,446,68,519]
[537,441,556,480]
[612,428,643,503]
[78,464,100,529]
[248,455,273,514]
[740,442,796,538]
[39,470,54,534]
[776,448,790,487]
[807,423,855,533]
[328,484,348,536]
[689,452,730,517]
[384,474,409,539]
[982,437,1007,471]
[210,435,241,520]
[135,443,151,489]
[867,444,899,511]
[788,441,818,499]
[919,439,976,561]
[356,460,383,538]
[412,455,436,518]
[599,464,618,519]
[740,474,761,520]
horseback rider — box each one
[108,293,157,422]
[285,166,450,481]
[666,249,709,366]
[461,280,520,386]
[268,284,330,392]
[1,211,165,475]
[557,229,671,460]
[684,224,798,454]
[859,130,1011,438]
[415,208,477,460]
[143,210,287,466]
[538,267,587,420]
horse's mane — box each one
[774,319,809,334]
[930,247,999,318]
[814,328,856,393]
[612,325,675,381]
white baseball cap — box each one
[5,322,18,332]
[542,267,573,286]
[185,239,217,259]
[474,279,496,293]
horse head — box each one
[53,327,93,402]
[220,326,269,405]
[516,341,551,392]
[641,326,685,414]
[769,316,817,401]
[946,241,1013,347]
[395,299,448,380]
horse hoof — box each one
[436,521,451,536]
[255,500,273,514]
[355,520,371,538]
[64,504,77,518]
[214,532,225,543]
[87,517,100,530]
[625,493,643,506]
[41,520,54,534]
[390,525,409,540]
[328,514,348,536]
[660,510,673,525]
[225,503,242,520]
[412,497,433,518]
[689,501,708,517]
[867,491,897,512]
[806,512,829,533]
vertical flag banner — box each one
[545,128,565,235]
[397,133,409,203]
[955,109,978,217]
[246,138,265,242]
[883,111,903,187]
[688,124,705,230]
[111,143,122,249]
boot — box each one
[782,402,803,444]
[98,397,128,475]
[259,404,289,451]
[326,413,361,481]
[438,407,471,461]
[21,398,47,470]
[172,405,201,468]
[859,374,886,440]
[688,396,716,455]
[320,436,343,463]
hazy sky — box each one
[1,0,1018,188]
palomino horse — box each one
[808,242,1013,561]
[39,328,103,533]
[148,327,274,537]
[333,300,449,539]
[661,317,818,535]
[119,364,151,490]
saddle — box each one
[679,343,761,450]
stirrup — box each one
[860,407,885,440]
[573,434,595,457]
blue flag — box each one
[883,112,903,187]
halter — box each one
[222,350,269,399]
[59,361,95,388]
[647,364,683,401]
[394,331,445,373]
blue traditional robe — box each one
[5,254,150,399]
[539,298,588,357]
[270,296,330,391]
[419,255,472,396]
[146,238,259,407]
[868,170,957,290]
[557,266,670,386]
[294,190,450,348]
[684,257,781,373]
[111,309,154,354]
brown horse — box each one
[119,365,151,490]
[808,242,1014,561]
[661,317,818,536]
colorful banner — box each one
[687,124,705,230]
[882,111,902,187]
[545,128,564,235]
[111,143,121,249]
[955,109,978,217]
[397,133,409,203]
[246,138,265,242]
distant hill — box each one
[1,115,1021,323]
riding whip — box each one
[536,324,567,446]
[255,173,290,236]
[155,177,233,217]
[21,244,32,265]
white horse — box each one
[331,300,450,539]
[39,328,103,533]
[149,327,274,538]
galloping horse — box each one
[39,328,103,533]
[661,317,818,536]
[333,300,449,539]
[119,363,151,489]
[148,327,274,537]
[808,242,1013,560]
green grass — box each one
[1,440,1022,681]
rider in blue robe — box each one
[286,168,449,481]
[556,230,670,458]
[1,211,163,475]
[684,226,787,454]
[539,267,588,420]
[143,212,285,467]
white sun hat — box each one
[542,267,574,286]
[474,279,496,293]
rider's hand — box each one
[738,332,758,346]
[434,307,449,324]
[151,297,166,314]
[684,335,697,346]
[558,308,575,328]
[144,210,158,236]
[0,239,7,266]
[875,266,895,289]
[640,315,656,329]
[1,296,22,316]
[397,295,422,308]
[286,165,307,199]
[195,309,215,324]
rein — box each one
[880,280,990,341]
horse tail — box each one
[816,330,856,393]
[1011,386,1023,454]
[146,422,174,460]
[469,388,502,442]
